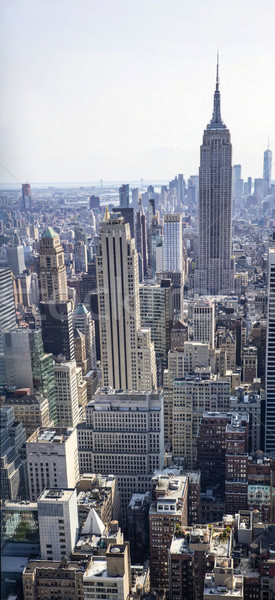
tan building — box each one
[172,373,231,468]
[23,559,86,600]
[96,209,156,391]
[2,393,50,439]
[242,346,258,384]
[83,543,131,600]
[149,472,188,594]
[204,557,243,599]
[74,328,89,375]
[76,473,120,527]
[193,299,215,348]
[39,227,68,302]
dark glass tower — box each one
[195,58,234,295]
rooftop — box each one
[42,227,58,239]
[38,488,75,503]
[27,427,73,444]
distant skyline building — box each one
[265,246,275,453]
[263,146,272,196]
[195,58,234,295]
[39,227,68,302]
[22,183,32,210]
[119,183,130,208]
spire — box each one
[103,205,110,223]
[207,54,226,130]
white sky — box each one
[1,0,275,185]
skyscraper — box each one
[119,183,129,208]
[22,183,32,210]
[163,213,182,272]
[0,268,16,386]
[195,58,234,295]
[263,146,272,196]
[96,208,156,391]
[265,246,275,453]
[39,227,68,302]
[6,245,26,276]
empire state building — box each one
[195,59,234,296]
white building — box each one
[26,427,79,501]
[6,245,25,276]
[193,299,215,348]
[54,361,80,428]
[163,213,183,272]
[38,488,79,561]
[77,388,164,522]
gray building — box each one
[265,247,275,453]
[195,58,234,295]
[6,245,26,276]
[0,268,16,386]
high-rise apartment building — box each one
[26,427,79,501]
[265,247,275,453]
[53,361,80,428]
[0,268,16,386]
[77,388,164,521]
[193,299,215,348]
[163,213,183,272]
[195,59,234,295]
[172,374,231,468]
[263,146,272,196]
[38,488,79,561]
[149,472,188,594]
[39,227,68,302]
[96,209,156,391]
[6,245,26,276]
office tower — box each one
[170,320,188,350]
[54,361,80,428]
[22,183,32,210]
[172,374,231,468]
[38,488,79,561]
[163,213,183,272]
[263,146,272,196]
[193,299,215,348]
[266,247,275,453]
[195,59,234,295]
[14,271,39,308]
[139,279,173,382]
[74,328,89,374]
[77,389,164,522]
[89,194,100,210]
[249,320,266,385]
[0,268,16,386]
[131,186,139,207]
[136,197,148,280]
[26,427,79,501]
[6,245,25,276]
[96,209,156,391]
[0,406,26,500]
[74,241,88,273]
[217,329,236,371]
[113,206,136,240]
[119,183,129,208]
[242,346,258,384]
[233,164,243,199]
[148,216,163,277]
[3,328,57,423]
[39,227,68,302]
[127,492,150,565]
[72,303,96,369]
[40,301,75,361]
[225,415,249,513]
[149,472,188,594]
[254,178,264,200]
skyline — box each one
[1,0,275,185]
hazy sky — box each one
[1,0,275,185]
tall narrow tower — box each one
[96,208,156,391]
[39,227,68,302]
[263,144,272,197]
[195,57,234,295]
